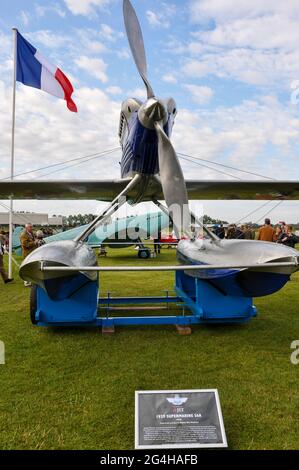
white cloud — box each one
[185,0,299,88]
[183,48,299,86]
[75,56,108,83]
[189,0,299,23]
[192,15,299,50]
[183,84,214,105]
[20,10,30,27]
[146,3,177,29]
[117,48,130,60]
[146,11,170,29]
[127,87,146,101]
[172,95,299,180]
[35,3,66,18]
[27,30,68,49]
[106,86,123,95]
[0,81,121,184]
[162,74,177,84]
[99,24,123,42]
[75,29,107,54]
[63,0,110,17]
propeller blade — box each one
[155,122,191,236]
[123,0,154,99]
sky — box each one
[1,0,299,222]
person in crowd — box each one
[257,218,275,242]
[279,221,287,234]
[242,224,255,240]
[215,224,225,239]
[20,223,38,258]
[0,231,13,284]
[226,224,243,239]
[277,225,298,248]
[235,225,244,239]
[226,224,235,239]
[36,230,46,247]
[20,223,39,287]
[274,225,283,242]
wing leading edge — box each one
[0,180,299,201]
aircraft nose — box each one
[138,98,168,129]
[143,98,167,121]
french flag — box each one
[16,31,77,113]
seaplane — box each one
[1,0,299,302]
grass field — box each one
[0,247,298,450]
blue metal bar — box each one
[98,296,181,305]
[97,315,199,327]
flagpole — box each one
[8,28,17,279]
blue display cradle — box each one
[34,281,99,326]
[175,271,257,324]
[32,271,257,328]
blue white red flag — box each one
[16,31,77,113]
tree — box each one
[203,215,228,225]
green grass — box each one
[0,247,298,450]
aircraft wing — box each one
[0,179,131,202]
[1,179,299,200]
[185,180,299,200]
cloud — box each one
[192,15,299,50]
[0,80,121,184]
[117,48,130,60]
[99,23,123,42]
[183,48,299,87]
[183,84,214,104]
[74,56,108,83]
[75,29,107,54]
[27,30,68,49]
[20,10,30,27]
[35,3,66,18]
[162,74,177,84]
[146,3,177,29]
[189,0,299,23]
[127,87,146,101]
[146,11,170,29]
[185,0,299,88]
[106,86,123,95]
[171,95,299,181]
[63,0,110,17]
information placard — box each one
[135,389,227,449]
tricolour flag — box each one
[16,31,77,112]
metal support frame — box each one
[75,174,142,243]
[39,260,298,273]
[152,198,219,243]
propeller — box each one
[123,0,191,236]
[155,122,190,235]
[123,0,154,99]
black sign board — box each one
[135,389,227,449]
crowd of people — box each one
[0,223,46,287]
[213,219,298,247]
[0,231,13,284]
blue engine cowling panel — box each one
[121,112,174,177]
